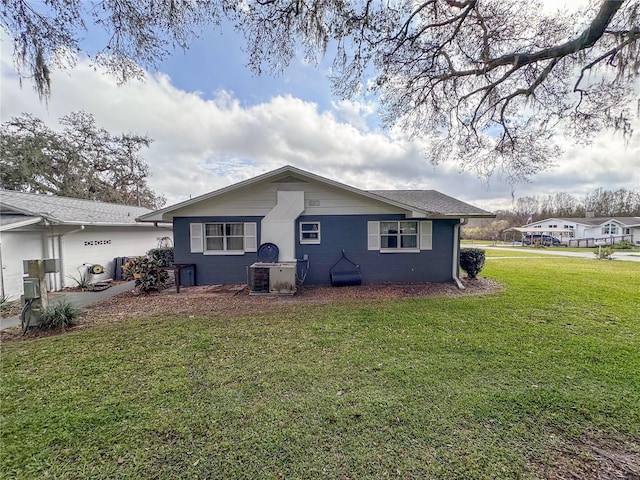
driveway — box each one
[0,281,135,330]
[480,245,640,262]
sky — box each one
[1,2,639,213]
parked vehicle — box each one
[523,234,562,246]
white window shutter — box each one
[190,223,203,253]
[367,221,380,250]
[244,222,257,252]
[420,221,433,250]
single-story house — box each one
[0,189,172,300]
[518,216,640,246]
[138,165,494,289]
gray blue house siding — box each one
[296,215,456,285]
[173,216,263,285]
[174,215,456,286]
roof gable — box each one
[139,165,494,222]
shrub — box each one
[122,256,169,293]
[612,240,633,250]
[67,268,91,291]
[39,301,81,329]
[0,295,15,313]
[148,247,174,267]
[460,248,486,279]
[594,246,615,260]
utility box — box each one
[43,258,61,273]
[23,278,41,300]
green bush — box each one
[612,240,633,250]
[148,247,174,267]
[122,256,169,293]
[594,246,615,260]
[460,248,486,279]
[0,295,15,313]
[39,301,81,329]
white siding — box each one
[169,180,409,217]
[0,231,45,300]
[60,226,170,288]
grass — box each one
[1,254,639,479]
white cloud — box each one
[2,44,638,214]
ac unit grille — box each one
[249,267,270,293]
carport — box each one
[503,227,574,245]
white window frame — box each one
[189,222,257,255]
[299,221,321,244]
[602,222,618,235]
[367,220,432,253]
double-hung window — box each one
[368,220,432,252]
[300,222,321,244]
[206,223,244,252]
[380,221,418,249]
[189,222,257,255]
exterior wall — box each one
[59,225,171,287]
[296,215,456,285]
[0,224,171,299]
[175,215,457,286]
[168,179,407,218]
[0,230,46,300]
[174,216,263,285]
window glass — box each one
[205,222,244,251]
[300,222,321,243]
[206,237,224,251]
[380,221,417,249]
[206,223,223,236]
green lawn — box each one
[2,254,639,479]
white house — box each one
[519,216,640,246]
[0,189,172,300]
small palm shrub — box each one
[460,248,486,279]
[39,301,81,329]
[67,269,92,291]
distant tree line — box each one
[463,188,640,241]
[0,112,165,209]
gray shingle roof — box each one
[369,190,492,216]
[0,189,152,225]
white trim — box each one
[367,221,380,250]
[299,221,321,244]
[189,223,203,253]
[380,249,420,254]
[203,251,245,256]
[244,222,257,252]
[419,221,433,250]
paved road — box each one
[1,281,135,330]
[480,245,640,262]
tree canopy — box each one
[0,112,165,209]
[2,1,638,181]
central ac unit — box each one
[249,262,296,295]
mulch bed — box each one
[1,277,500,342]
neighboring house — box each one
[138,165,494,288]
[518,216,640,246]
[0,189,172,300]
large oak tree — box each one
[2,1,638,181]
[0,112,165,208]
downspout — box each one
[452,218,469,290]
[0,242,5,298]
[58,225,85,289]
